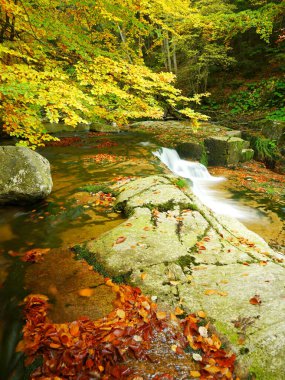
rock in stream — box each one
[85,175,285,379]
[0,146,53,204]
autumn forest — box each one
[0,1,285,380]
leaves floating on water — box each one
[22,248,50,263]
[78,288,94,297]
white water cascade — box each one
[153,147,260,220]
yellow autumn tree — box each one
[0,0,208,147]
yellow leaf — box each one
[156,311,167,320]
[190,371,201,377]
[174,306,184,315]
[116,309,126,319]
[197,310,206,318]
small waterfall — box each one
[153,147,260,220]
[153,147,220,181]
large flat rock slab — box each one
[86,175,285,379]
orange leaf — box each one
[197,310,206,318]
[204,289,218,295]
[156,311,167,320]
[249,295,262,305]
[174,306,184,316]
[140,272,147,281]
[115,236,126,244]
[78,288,93,297]
[69,321,80,337]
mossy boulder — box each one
[204,136,252,166]
[0,146,53,204]
[89,122,120,133]
[86,175,285,379]
[44,123,90,133]
[176,142,204,161]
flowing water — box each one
[153,147,285,250]
[0,133,284,378]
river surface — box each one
[0,131,284,378]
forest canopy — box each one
[0,0,284,147]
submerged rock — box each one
[86,175,285,379]
[0,146,53,204]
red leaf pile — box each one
[19,279,237,379]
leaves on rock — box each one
[249,295,262,305]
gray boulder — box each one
[0,146,53,204]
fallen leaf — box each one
[249,295,262,305]
[116,309,126,319]
[204,289,218,295]
[190,371,201,377]
[193,353,202,361]
[171,344,177,352]
[197,310,206,318]
[218,291,228,296]
[115,236,126,244]
[78,288,94,297]
[140,272,147,281]
[156,311,167,320]
[205,365,221,374]
[174,306,184,316]
[198,326,208,338]
[259,261,268,266]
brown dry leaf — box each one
[156,311,167,320]
[116,309,126,319]
[115,236,126,244]
[143,226,151,231]
[78,288,94,297]
[197,310,206,318]
[249,295,262,305]
[190,371,201,378]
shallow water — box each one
[0,132,284,378]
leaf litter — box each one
[18,274,238,379]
